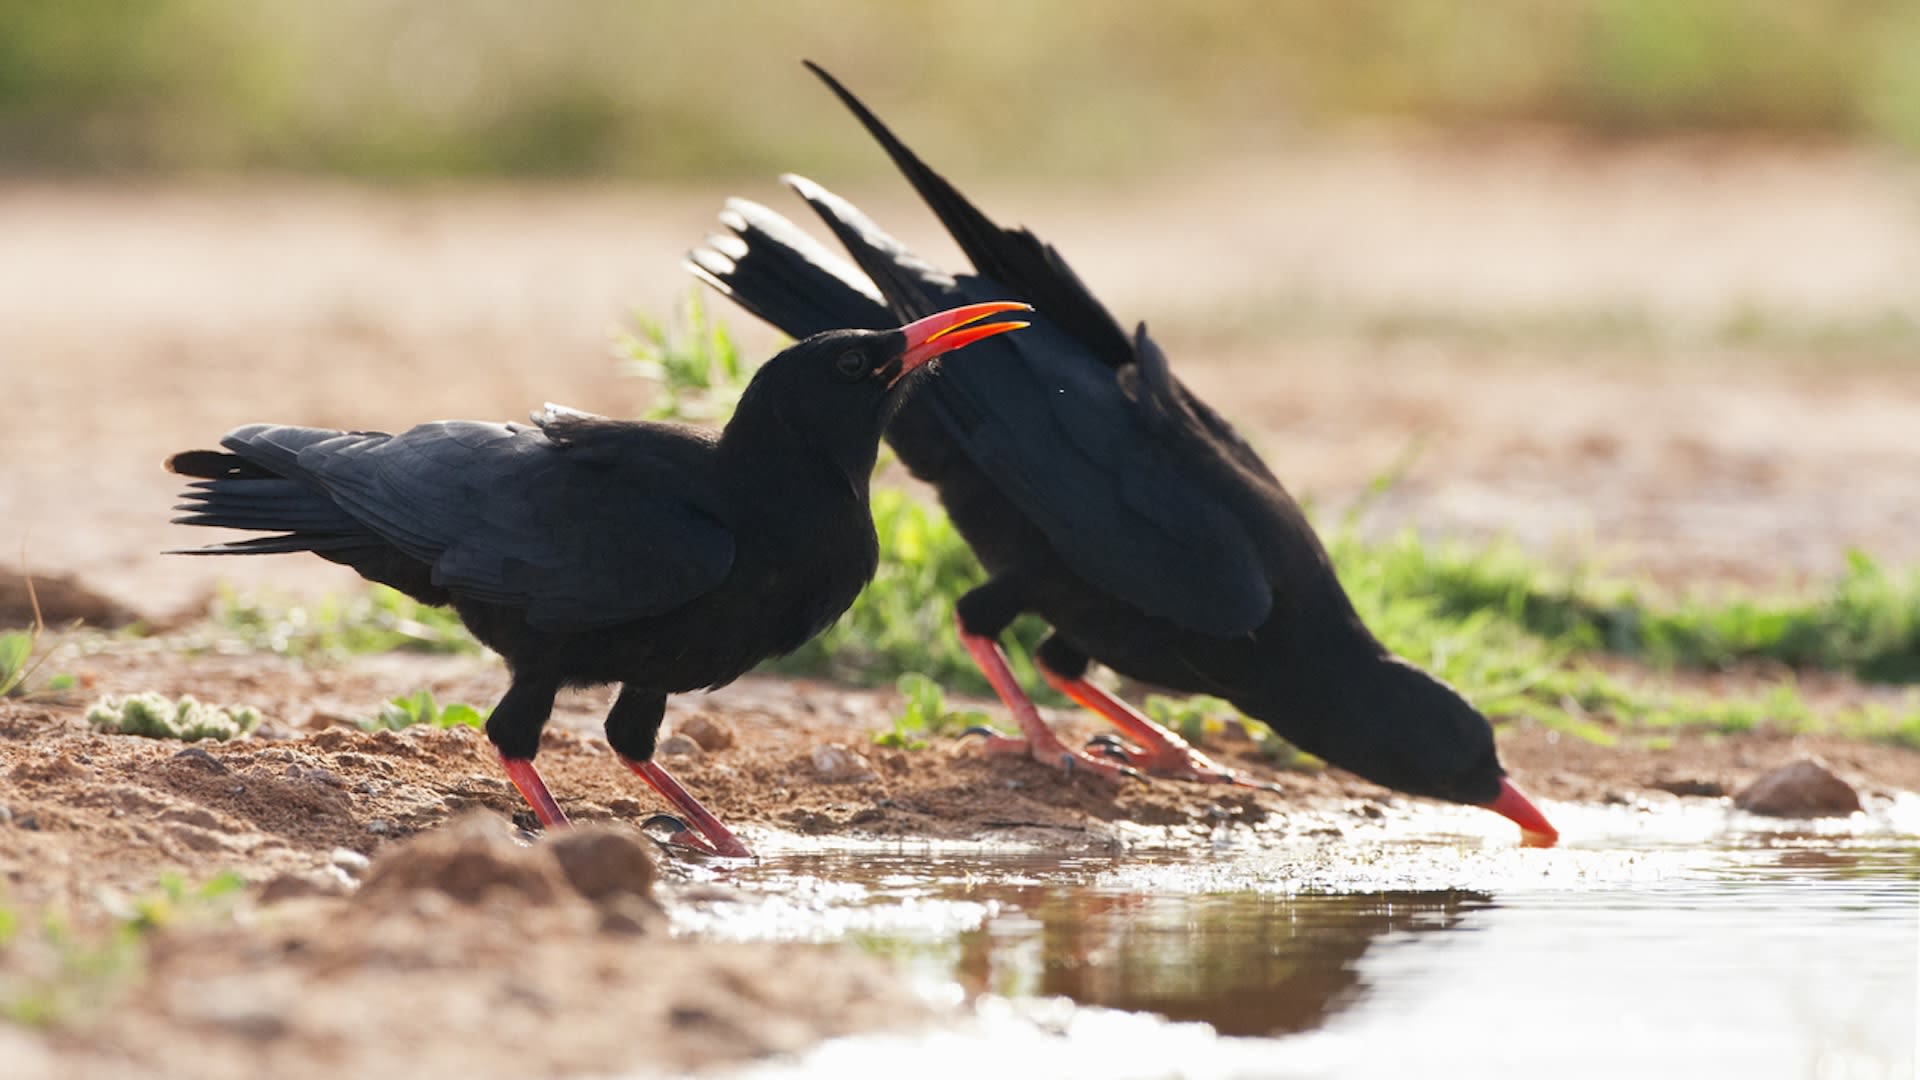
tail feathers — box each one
[166,425,379,555]
[167,533,372,556]
[217,423,370,477]
[802,60,1135,369]
[688,196,896,339]
[779,174,957,320]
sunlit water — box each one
[667,799,1920,1079]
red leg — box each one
[498,751,571,830]
[623,757,753,858]
[1041,669,1280,792]
[958,617,1143,783]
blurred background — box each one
[5,1,1919,178]
[2,0,1917,616]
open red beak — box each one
[1482,777,1559,848]
[894,301,1031,384]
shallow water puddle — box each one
[677,801,1920,1079]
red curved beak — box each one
[1482,777,1559,848]
[894,301,1032,384]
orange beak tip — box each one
[1483,777,1559,848]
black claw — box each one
[959,725,1004,741]
[1086,732,1130,750]
[1087,739,1134,764]
[639,813,692,838]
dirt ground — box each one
[3,649,1919,1078]
[1,139,1918,1076]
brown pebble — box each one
[656,733,702,758]
[259,871,349,904]
[1734,759,1862,818]
[547,827,658,904]
[356,813,565,907]
[675,714,736,752]
[1650,778,1727,798]
[810,743,876,784]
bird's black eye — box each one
[834,350,869,381]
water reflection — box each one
[951,888,1486,1036]
[681,822,1920,1078]
[699,852,1491,1038]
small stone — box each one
[675,715,735,752]
[329,847,373,876]
[547,827,658,904]
[607,797,644,817]
[1650,778,1727,798]
[356,813,565,907]
[259,871,348,904]
[1735,759,1862,818]
[170,746,230,774]
[656,733,702,758]
[365,818,392,835]
[598,899,654,937]
[810,743,877,784]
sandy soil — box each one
[1,141,1918,1075]
[4,643,1918,1078]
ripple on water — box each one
[672,803,1919,1080]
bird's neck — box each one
[716,409,874,516]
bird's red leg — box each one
[1040,670,1280,792]
[622,757,754,858]
[958,617,1143,783]
[497,751,571,830]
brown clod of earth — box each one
[0,565,142,629]
[810,741,877,783]
[547,826,658,905]
[1734,759,1863,818]
[676,713,735,752]
[357,812,566,907]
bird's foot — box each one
[1084,732,1282,793]
[639,814,744,858]
[622,757,754,859]
[498,752,572,830]
[962,726,1147,784]
[1044,672,1283,793]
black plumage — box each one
[687,63,1557,844]
[168,306,1029,855]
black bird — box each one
[167,302,1031,856]
[687,63,1558,844]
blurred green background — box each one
[3,0,1915,181]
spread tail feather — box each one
[802,60,1134,367]
[165,426,372,555]
[687,197,895,339]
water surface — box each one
[678,800,1919,1079]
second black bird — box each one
[689,64,1558,845]
[167,302,1030,856]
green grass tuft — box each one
[361,690,488,732]
[0,630,30,697]
[1331,531,1920,683]
[86,693,259,742]
[872,673,989,751]
[616,292,750,423]
[212,583,477,659]
[0,871,246,1027]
